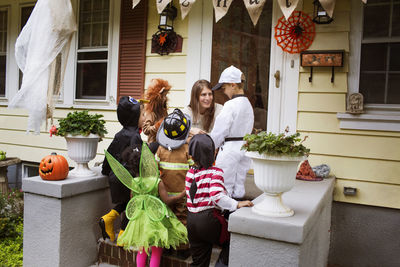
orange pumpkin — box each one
[39,153,69,180]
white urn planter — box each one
[65,134,100,178]
[246,151,305,217]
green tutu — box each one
[105,144,188,252]
[117,178,188,251]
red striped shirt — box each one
[185,167,228,213]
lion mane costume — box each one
[143,78,171,143]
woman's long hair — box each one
[189,80,215,132]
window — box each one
[359,0,400,104]
[76,0,109,100]
[22,162,39,178]
[18,5,34,89]
[0,8,7,97]
[338,0,400,132]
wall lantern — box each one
[312,0,333,24]
[158,4,177,31]
[152,4,182,56]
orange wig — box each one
[144,78,171,119]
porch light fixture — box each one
[312,0,333,24]
[158,4,177,31]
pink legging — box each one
[136,246,162,267]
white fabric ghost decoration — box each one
[8,0,77,134]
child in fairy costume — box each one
[105,143,188,267]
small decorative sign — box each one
[347,93,364,114]
[300,50,344,83]
[300,50,344,67]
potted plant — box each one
[50,110,107,177]
[242,127,309,217]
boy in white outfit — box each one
[210,65,254,199]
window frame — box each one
[0,6,8,99]
[64,0,119,108]
[338,0,400,132]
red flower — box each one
[49,125,58,137]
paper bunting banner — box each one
[213,0,234,22]
[319,0,336,18]
[157,0,172,13]
[180,0,197,19]
[243,0,267,26]
[132,0,141,9]
[276,0,299,20]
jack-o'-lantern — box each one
[39,153,69,180]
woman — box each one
[183,80,223,136]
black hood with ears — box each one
[189,134,215,169]
[117,96,141,128]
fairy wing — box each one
[104,150,141,193]
[140,143,159,179]
[125,193,167,222]
[137,143,160,194]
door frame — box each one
[186,0,300,134]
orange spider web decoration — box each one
[274,11,315,54]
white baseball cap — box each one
[212,65,244,91]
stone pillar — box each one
[22,167,111,267]
[229,178,335,267]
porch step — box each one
[97,239,191,267]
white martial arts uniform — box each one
[210,95,254,198]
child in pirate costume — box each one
[105,143,188,267]
[186,134,253,267]
[99,96,146,242]
[210,65,255,199]
[155,109,193,227]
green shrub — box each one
[0,189,23,238]
[0,220,23,267]
[0,190,23,267]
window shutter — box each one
[117,0,147,101]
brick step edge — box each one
[97,239,191,267]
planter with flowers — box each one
[242,128,309,217]
[50,110,107,177]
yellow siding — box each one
[144,0,188,110]
[297,112,400,137]
[0,107,117,167]
[334,179,400,209]
[309,155,400,185]
[299,0,400,209]
[298,72,347,93]
[298,93,347,113]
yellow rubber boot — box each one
[117,229,125,247]
[99,209,119,242]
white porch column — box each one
[22,167,111,267]
[229,178,335,267]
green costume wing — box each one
[105,143,167,222]
[104,150,141,193]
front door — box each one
[209,1,300,134]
